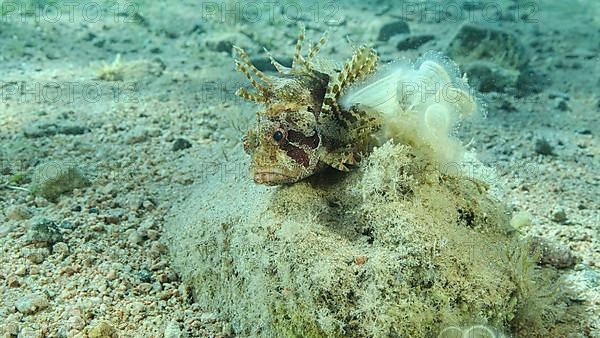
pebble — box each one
[25,218,63,246]
[172,138,192,151]
[87,321,115,338]
[15,293,49,315]
[106,269,117,280]
[147,229,160,240]
[377,20,410,41]
[396,34,435,51]
[2,321,19,336]
[23,121,88,138]
[128,230,145,245]
[530,236,578,269]
[25,249,48,264]
[65,315,86,331]
[6,205,33,221]
[534,138,554,156]
[125,126,160,144]
[464,60,520,92]
[18,327,42,338]
[163,320,182,338]
[31,162,90,202]
[138,270,153,283]
[53,242,70,256]
[103,209,125,225]
[200,312,218,324]
[15,265,28,276]
[551,209,568,224]
[447,23,527,69]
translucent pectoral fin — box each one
[339,62,413,116]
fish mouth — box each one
[253,168,297,185]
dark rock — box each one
[377,21,410,41]
[464,60,520,92]
[172,138,192,151]
[249,56,293,72]
[57,123,88,135]
[534,138,554,156]
[551,209,568,224]
[82,32,96,41]
[530,236,578,269]
[138,269,153,283]
[396,34,435,51]
[556,100,569,111]
[26,218,63,246]
[447,23,527,70]
[516,68,546,96]
[214,40,233,54]
[23,122,88,138]
[188,24,205,35]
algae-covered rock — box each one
[31,161,90,202]
[165,142,582,337]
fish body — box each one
[235,27,476,185]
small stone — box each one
[551,209,568,224]
[213,40,233,54]
[31,162,90,202]
[16,293,49,314]
[66,315,86,331]
[142,199,156,210]
[534,138,554,156]
[377,21,410,41]
[163,320,182,338]
[53,242,69,256]
[138,270,153,283]
[18,327,42,338]
[15,265,28,276]
[147,229,159,241]
[25,218,63,246]
[128,230,144,245]
[396,34,435,51]
[3,321,19,336]
[447,23,527,69]
[556,100,569,111]
[106,269,117,280]
[125,127,151,144]
[205,32,253,55]
[464,60,520,92]
[7,275,22,288]
[6,205,33,221]
[200,312,218,323]
[530,236,578,269]
[137,282,153,293]
[172,138,192,151]
[25,250,47,264]
[57,123,88,135]
[129,302,145,316]
[87,321,115,338]
[188,24,205,35]
[23,121,87,138]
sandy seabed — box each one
[0,0,598,337]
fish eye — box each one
[273,130,284,142]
